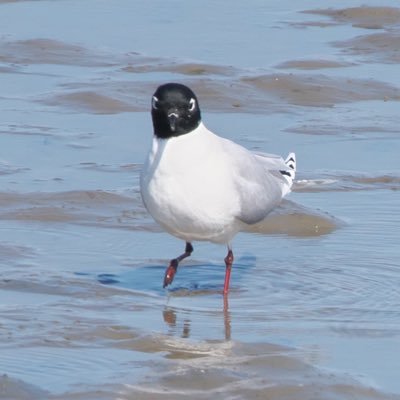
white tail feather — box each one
[280,152,296,196]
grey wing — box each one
[233,151,288,225]
[253,152,289,170]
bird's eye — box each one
[152,96,159,110]
[188,98,196,112]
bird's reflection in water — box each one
[163,295,232,341]
[162,307,191,338]
[223,295,231,340]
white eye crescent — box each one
[189,98,196,112]
[152,96,159,110]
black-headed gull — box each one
[140,83,296,295]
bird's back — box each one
[141,122,296,242]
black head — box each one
[151,83,201,139]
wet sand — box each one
[1,1,400,399]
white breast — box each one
[140,124,243,243]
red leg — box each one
[223,248,234,295]
[163,242,193,288]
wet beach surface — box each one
[1,1,400,399]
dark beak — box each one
[167,112,179,132]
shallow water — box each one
[1,1,400,399]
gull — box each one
[140,83,296,295]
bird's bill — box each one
[167,112,179,132]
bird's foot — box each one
[163,259,178,288]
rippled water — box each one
[1,1,400,399]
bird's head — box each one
[151,83,201,139]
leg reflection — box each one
[163,307,177,328]
[223,294,231,341]
[163,307,191,339]
[162,296,232,341]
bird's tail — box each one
[280,152,296,196]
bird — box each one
[140,83,296,295]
